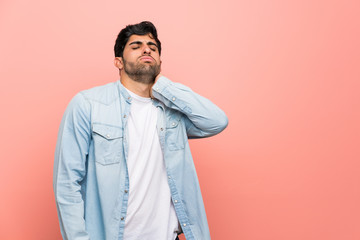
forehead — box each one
[126,34,156,45]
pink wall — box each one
[1,0,359,239]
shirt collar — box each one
[116,80,132,103]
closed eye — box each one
[129,41,158,51]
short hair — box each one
[114,21,162,58]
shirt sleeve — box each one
[53,92,91,240]
[152,76,228,138]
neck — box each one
[120,73,152,98]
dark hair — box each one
[114,21,162,58]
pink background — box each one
[1,0,359,239]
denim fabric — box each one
[53,77,228,240]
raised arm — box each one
[151,76,228,138]
[53,93,91,240]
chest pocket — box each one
[166,115,186,151]
[92,123,123,165]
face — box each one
[116,34,161,84]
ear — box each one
[114,57,124,70]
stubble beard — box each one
[123,59,161,84]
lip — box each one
[139,56,154,62]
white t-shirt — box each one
[123,88,179,240]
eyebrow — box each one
[129,41,158,48]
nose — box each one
[143,45,151,54]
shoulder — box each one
[80,81,120,105]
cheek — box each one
[123,50,137,61]
[155,56,161,64]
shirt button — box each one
[183,223,187,227]
[172,122,176,126]
[160,128,164,131]
[168,176,171,179]
[174,200,178,203]
[124,190,128,193]
[106,134,110,138]
[121,217,124,220]
[123,114,127,118]
[172,97,176,101]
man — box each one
[53,21,228,240]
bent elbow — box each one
[214,111,228,133]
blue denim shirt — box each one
[53,77,228,240]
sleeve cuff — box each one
[152,76,172,94]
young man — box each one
[53,21,228,240]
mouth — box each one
[139,56,154,62]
